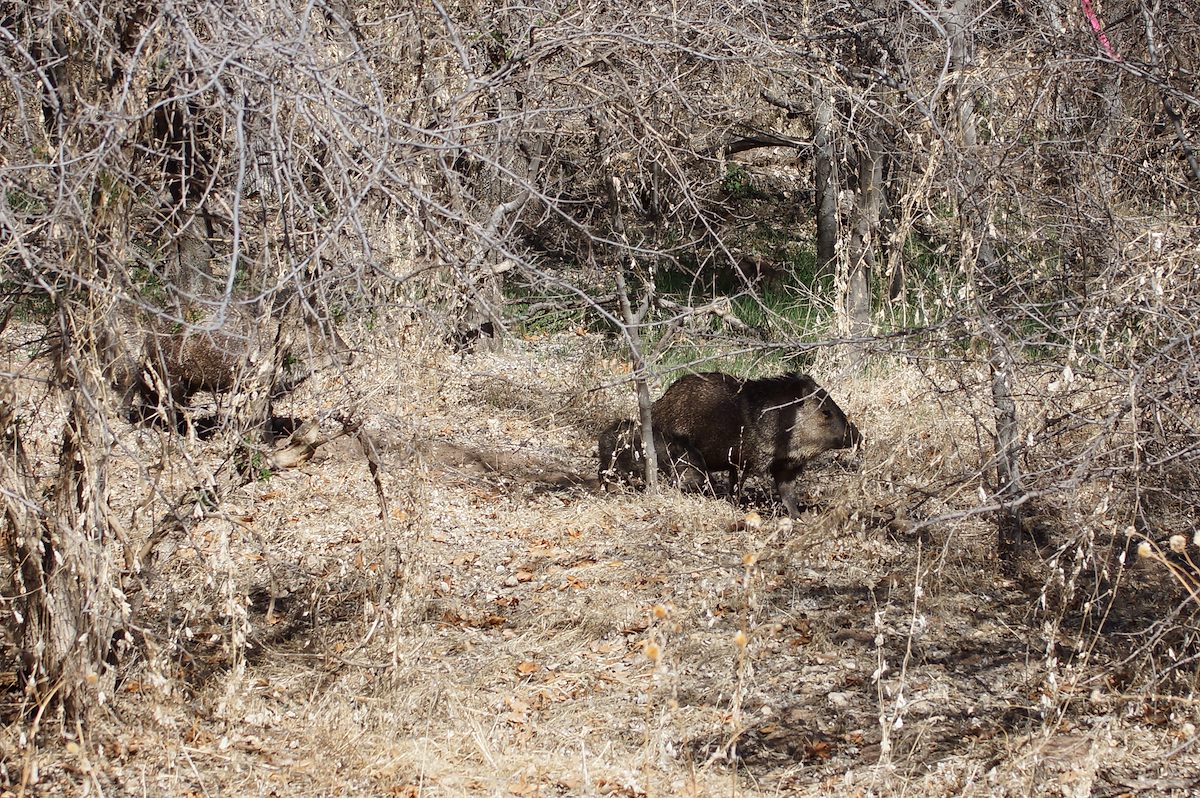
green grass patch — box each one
[5,187,43,214]
[721,164,765,201]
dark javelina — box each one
[128,321,343,429]
[141,330,244,407]
[652,372,861,517]
[597,419,708,491]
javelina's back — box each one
[651,372,745,477]
[597,418,707,491]
[132,318,333,428]
[143,330,245,403]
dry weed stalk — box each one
[725,514,765,769]
[872,541,926,778]
[639,601,678,791]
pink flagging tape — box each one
[1081,0,1120,61]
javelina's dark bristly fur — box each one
[648,373,742,493]
[143,330,244,404]
[651,371,860,517]
[597,418,708,491]
[123,322,332,432]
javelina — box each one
[140,329,244,407]
[127,319,343,431]
[597,418,708,491]
[652,372,861,517]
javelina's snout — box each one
[843,419,863,449]
[598,418,707,491]
[652,371,860,517]
[803,386,862,452]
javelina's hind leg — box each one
[725,466,741,499]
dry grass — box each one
[3,325,1200,797]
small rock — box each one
[828,691,853,708]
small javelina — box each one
[141,330,244,407]
[597,419,708,491]
[652,372,861,517]
[129,326,325,429]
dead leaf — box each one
[596,776,646,796]
[508,774,546,795]
[504,696,530,726]
[729,511,763,532]
[517,660,540,676]
[384,785,419,797]
[807,740,833,760]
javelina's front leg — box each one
[771,460,806,518]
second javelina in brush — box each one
[597,418,709,491]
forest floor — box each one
[3,326,1200,797]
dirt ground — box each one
[3,328,1200,797]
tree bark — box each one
[613,263,658,490]
[813,80,839,277]
[946,0,1027,561]
[3,306,125,721]
[845,133,883,364]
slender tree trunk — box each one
[613,263,658,490]
[946,0,1027,560]
[3,303,124,721]
[878,154,904,303]
[5,1,129,719]
[845,133,883,364]
[813,79,839,277]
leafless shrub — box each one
[2,0,1199,748]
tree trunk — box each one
[613,263,658,490]
[3,306,125,721]
[4,1,131,720]
[813,79,839,277]
[844,133,883,364]
[878,154,904,303]
[946,0,1028,561]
